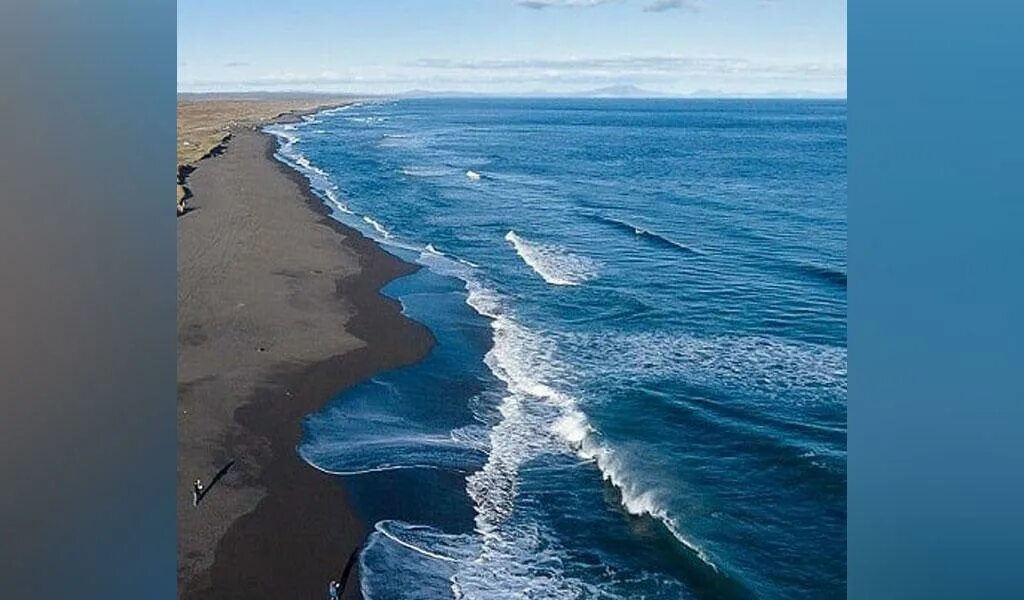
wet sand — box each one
[178,122,433,598]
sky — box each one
[177,0,846,96]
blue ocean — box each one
[266,98,846,599]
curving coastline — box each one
[176,95,362,215]
[177,107,433,599]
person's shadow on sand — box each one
[330,544,362,599]
[197,460,235,505]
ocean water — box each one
[266,98,847,599]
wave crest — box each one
[363,216,392,238]
[589,214,705,256]
[504,230,599,286]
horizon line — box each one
[176,89,848,100]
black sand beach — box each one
[177,121,433,599]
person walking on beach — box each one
[328,580,340,600]
[192,479,204,507]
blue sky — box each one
[177,0,845,96]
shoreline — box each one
[176,97,360,214]
[178,107,433,599]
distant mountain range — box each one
[398,85,845,99]
[569,85,669,98]
[397,85,665,98]
[177,86,845,101]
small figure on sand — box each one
[328,580,341,600]
[192,479,204,507]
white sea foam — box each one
[546,394,719,568]
[563,331,848,403]
[576,434,717,569]
[266,123,432,258]
[299,252,720,596]
[324,187,354,214]
[271,112,717,590]
[268,125,301,163]
[360,518,660,600]
[465,170,482,181]
[372,521,467,563]
[299,401,485,477]
[504,230,599,286]
[462,276,723,572]
[401,165,455,178]
[308,461,450,477]
[418,280,598,592]
[359,522,478,600]
[265,124,341,195]
[347,115,387,125]
[461,286,723,588]
[294,154,330,179]
[549,411,722,572]
[419,244,480,269]
[319,104,357,116]
[379,134,425,149]
[464,281,503,319]
[363,216,392,238]
[416,246,476,283]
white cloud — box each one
[409,55,845,79]
[179,55,846,96]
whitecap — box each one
[324,187,354,214]
[504,230,599,286]
[363,216,392,238]
[401,165,455,178]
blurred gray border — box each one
[0,1,175,597]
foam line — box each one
[504,230,598,286]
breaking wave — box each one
[504,230,599,286]
[270,99,845,599]
[401,165,458,178]
[363,216,392,238]
[323,187,354,214]
[461,283,724,583]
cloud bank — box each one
[409,55,844,78]
[178,53,845,97]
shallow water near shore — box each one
[267,98,846,599]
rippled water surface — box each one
[267,97,847,599]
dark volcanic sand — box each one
[178,125,433,599]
